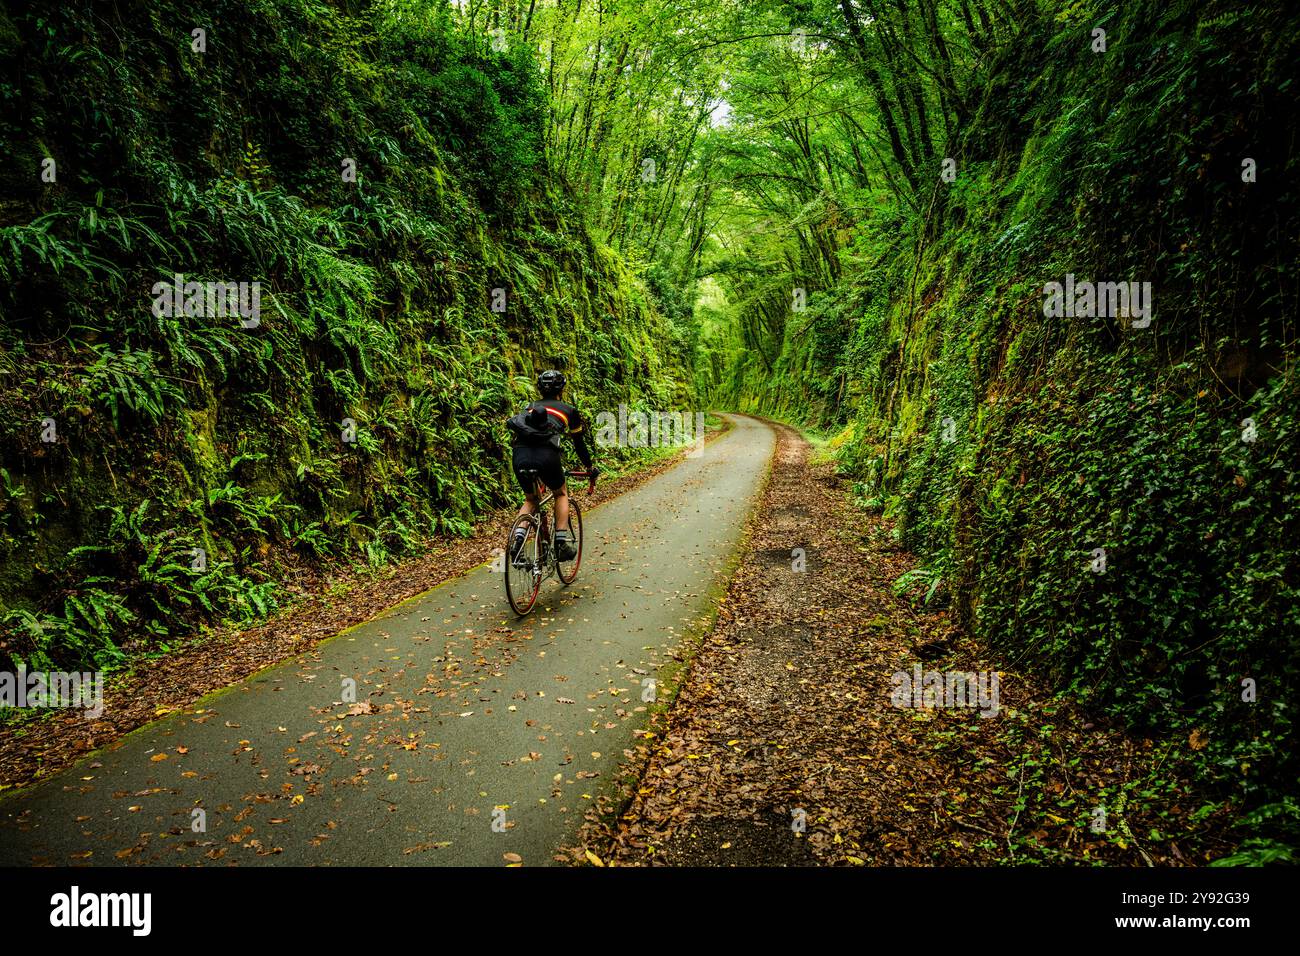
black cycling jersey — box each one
[509,397,593,494]
[509,398,593,461]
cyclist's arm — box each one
[569,412,595,471]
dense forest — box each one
[1,0,1296,863]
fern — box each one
[80,344,185,428]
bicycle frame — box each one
[528,485,558,581]
[519,470,591,580]
[528,468,594,513]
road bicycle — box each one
[504,469,594,615]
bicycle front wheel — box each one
[505,517,541,615]
[557,498,583,585]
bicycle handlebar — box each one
[566,469,597,492]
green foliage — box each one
[4,499,285,667]
[892,566,945,608]
[1210,801,1300,866]
[80,345,185,429]
[3,590,132,672]
[693,0,1300,856]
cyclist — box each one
[507,370,597,564]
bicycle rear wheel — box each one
[505,517,541,615]
[557,498,583,585]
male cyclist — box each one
[507,370,597,564]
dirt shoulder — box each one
[576,423,1232,866]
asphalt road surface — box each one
[0,414,775,866]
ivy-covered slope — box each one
[0,1,692,671]
[709,2,1299,850]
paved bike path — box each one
[0,414,775,866]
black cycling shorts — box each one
[512,445,565,495]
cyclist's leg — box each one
[532,455,575,560]
[551,486,575,561]
[511,453,544,562]
[536,456,567,528]
[554,484,570,530]
[512,449,544,517]
[517,489,538,519]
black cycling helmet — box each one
[537,369,565,398]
